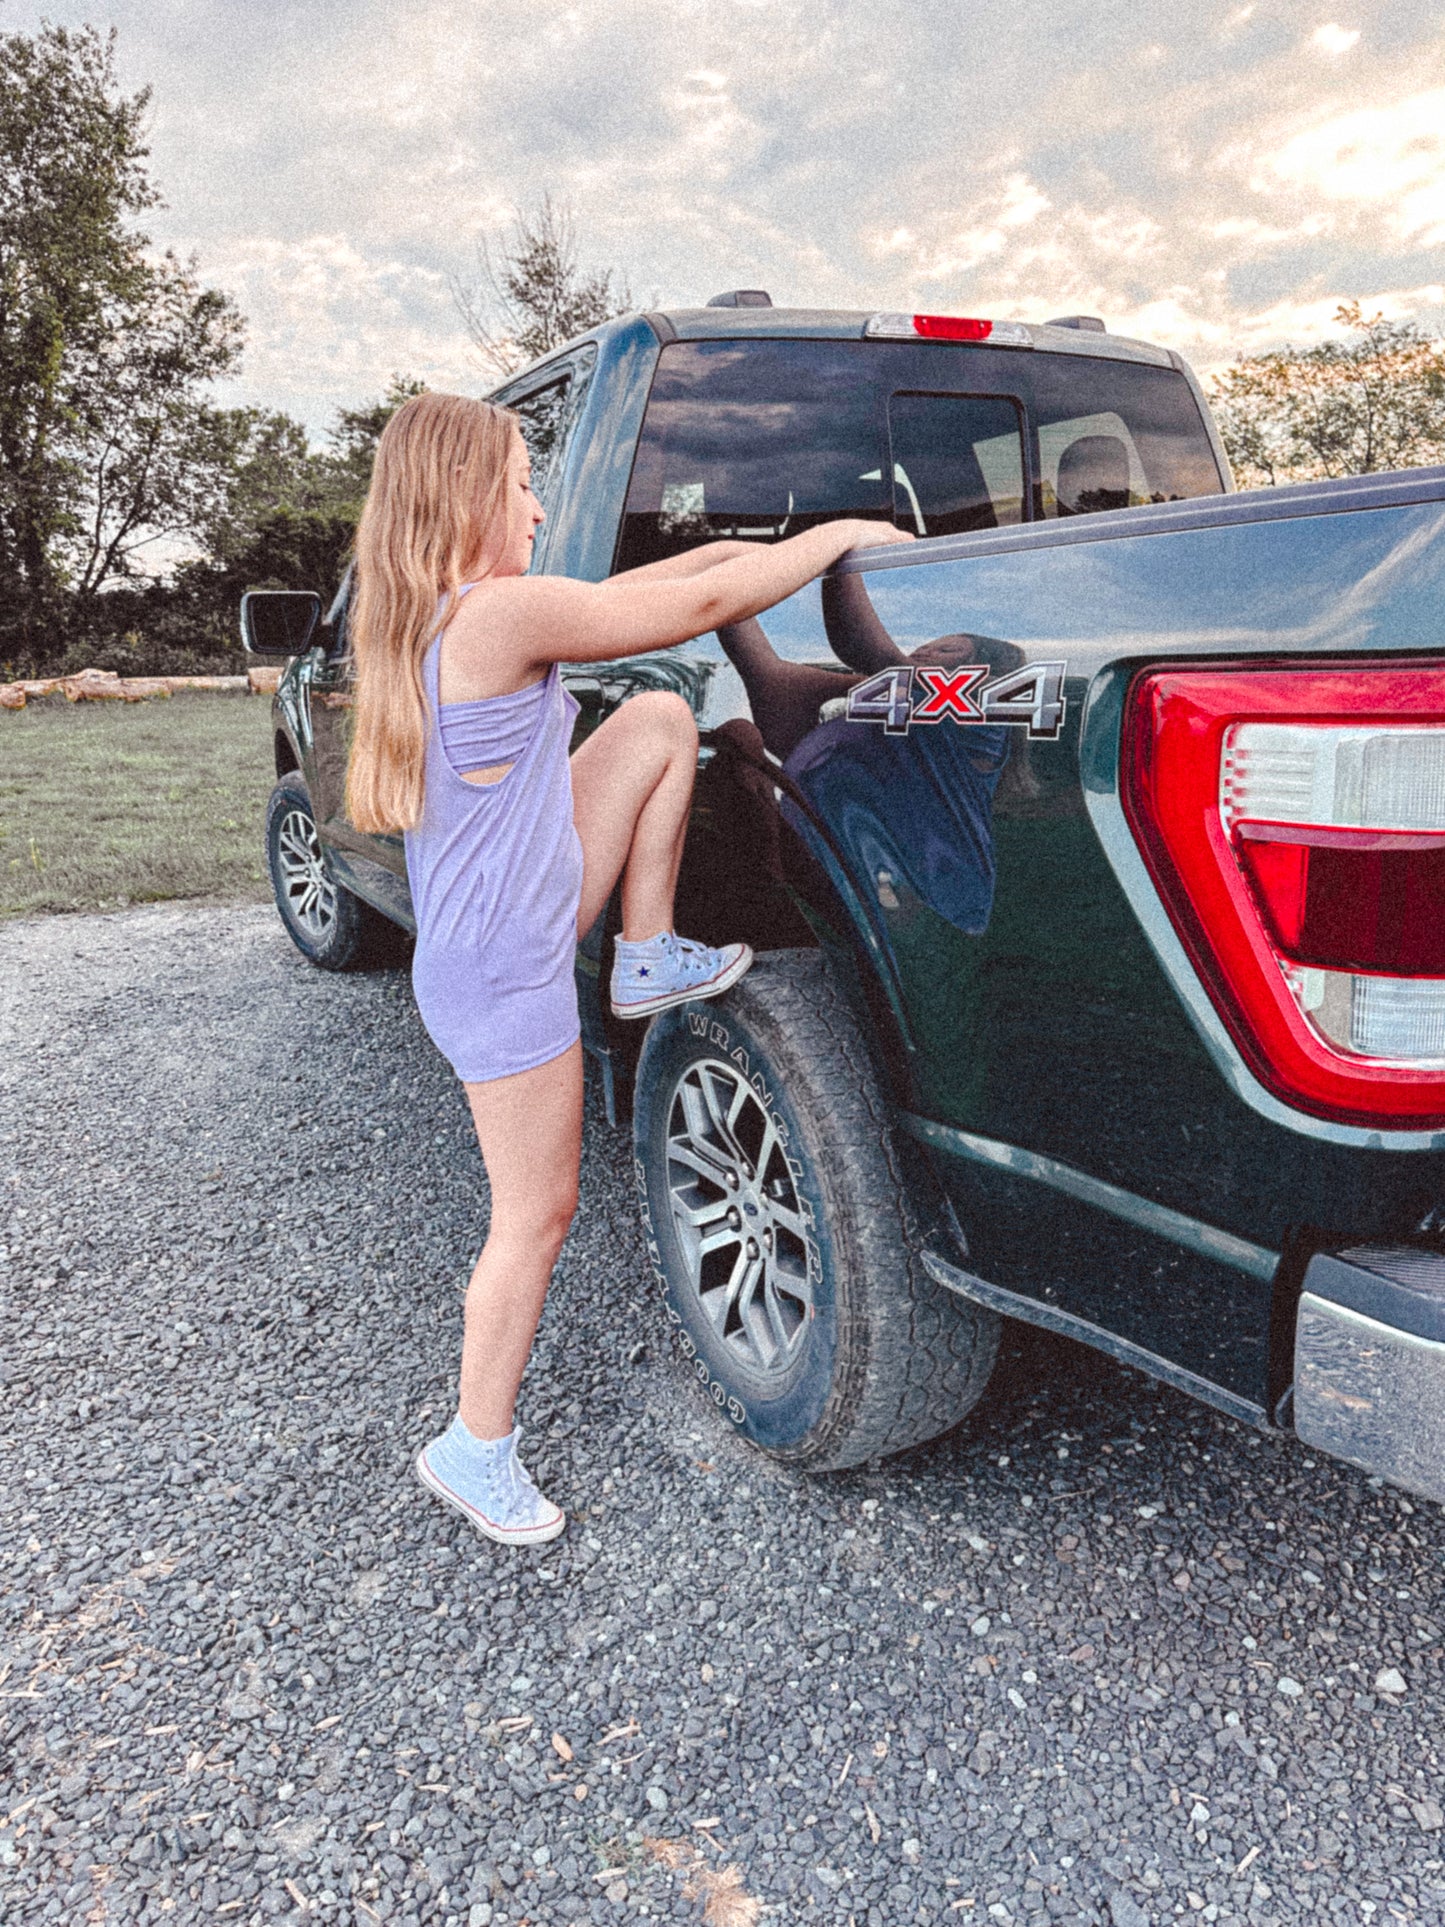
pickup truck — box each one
[243,293,1445,1505]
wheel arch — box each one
[677,729,920,1114]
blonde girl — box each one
[347,392,911,1545]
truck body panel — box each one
[662,475,1445,1419]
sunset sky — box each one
[12,0,1445,436]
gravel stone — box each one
[1108,1893,1149,1927]
[3,901,1445,1927]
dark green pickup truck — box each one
[243,294,1445,1503]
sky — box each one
[9,0,1445,439]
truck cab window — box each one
[885,392,1025,536]
[616,340,891,571]
[1029,358,1224,516]
[615,337,1226,571]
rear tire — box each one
[265,774,378,971]
[632,949,999,1469]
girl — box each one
[346,392,911,1547]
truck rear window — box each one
[614,338,1222,571]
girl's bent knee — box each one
[637,689,697,748]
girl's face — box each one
[491,428,545,577]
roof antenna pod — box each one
[1047,315,1107,332]
[706,290,773,307]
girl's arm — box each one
[456,520,915,673]
[607,540,756,584]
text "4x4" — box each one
[845,661,1067,739]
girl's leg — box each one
[570,690,698,940]
[458,1040,583,1437]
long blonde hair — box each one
[346,391,519,833]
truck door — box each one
[303,584,414,925]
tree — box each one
[196,375,428,596]
[0,23,243,656]
[321,374,429,507]
[0,24,154,638]
[196,407,317,568]
[148,377,429,664]
[67,260,243,604]
[450,195,634,378]
[1212,302,1445,488]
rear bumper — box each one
[1294,1246,1445,1504]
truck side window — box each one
[885,393,1025,536]
[508,377,574,509]
[616,340,892,572]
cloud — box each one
[866,174,1053,282]
[1264,88,1445,245]
[1309,23,1360,57]
[201,233,479,426]
[10,0,1444,425]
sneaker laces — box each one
[502,1429,548,1523]
[671,935,715,979]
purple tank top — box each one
[403,617,583,1083]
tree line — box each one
[2,23,1443,682]
[0,27,626,681]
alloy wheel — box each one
[275,806,338,943]
[664,1058,816,1380]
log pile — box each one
[0,664,283,710]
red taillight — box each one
[1122,662,1445,1128]
[1234,827,1445,974]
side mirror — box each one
[241,590,322,658]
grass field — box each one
[0,692,277,918]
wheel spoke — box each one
[667,1136,732,1187]
[737,1257,778,1365]
[695,1222,740,1260]
[763,1275,793,1357]
[769,1255,813,1315]
[675,1190,734,1231]
[698,1066,748,1168]
[702,1244,750,1334]
[751,1117,782,1186]
[765,1258,810,1351]
[766,1196,810,1241]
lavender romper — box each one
[404,619,583,1083]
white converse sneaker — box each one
[414,1418,565,1546]
[610,931,754,1020]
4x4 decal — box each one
[845,661,1067,739]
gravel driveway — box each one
[3,901,1443,1927]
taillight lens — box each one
[1122,662,1445,1128]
